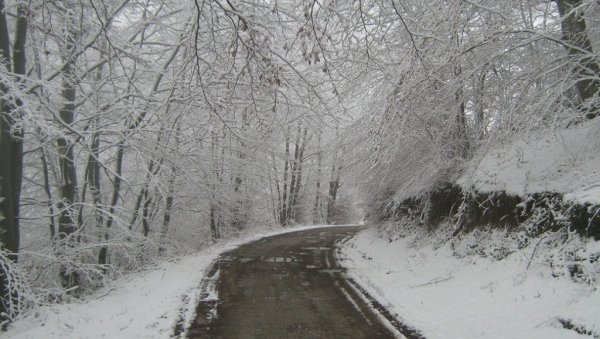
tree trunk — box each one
[40,147,56,243]
[80,130,103,232]
[129,125,167,233]
[99,141,124,265]
[209,130,221,240]
[280,126,291,226]
[289,127,307,222]
[555,0,600,119]
[271,152,282,225]
[313,133,323,224]
[475,68,487,139]
[0,1,28,257]
[210,203,220,240]
[160,177,174,248]
[454,65,469,158]
[326,165,341,225]
[286,123,302,224]
[129,157,162,233]
[88,37,106,236]
[160,120,181,246]
[142,190,152,237]
[56,16,80,289]
[0,0,28,325]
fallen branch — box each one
[526,236,547,270]
[410,275,453,288]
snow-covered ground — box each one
[335,122,600,338]
[6,224,336,339]
[339,227,600,339]
[8,220,598,339]
[459,121,600,204]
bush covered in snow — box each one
[375,186,600,286]
[0,250,34,329]
[379,182,599,236]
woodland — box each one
[1,0,599,327]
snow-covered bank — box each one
[6,224,340,339]
[459,121,600,205]
[339,227,600,339]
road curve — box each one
[187,226,399,338]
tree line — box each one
[0,0,349,325]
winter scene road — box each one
[3,1,600,338]
[187,226,400,338]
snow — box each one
[9,222,597,339]
[339,228,600,339]
[6,224,340,339]
[459,121,600,204]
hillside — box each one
[343,122,600,338]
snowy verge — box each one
[6,224,342,339]
[338,227,600,339]
[459,121,600,204]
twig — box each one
[410,275,452,288]
[526,236,546,270]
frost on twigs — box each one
[0,249,34,329]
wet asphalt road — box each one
[187,226,398,339]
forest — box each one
[1,0,599,327]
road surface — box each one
[186,226,402,338]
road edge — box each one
[334,234,426,339]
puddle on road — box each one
[305,237,323,244]
[263,256,297,263]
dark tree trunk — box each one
[130,186,147,231]
[99,141,125,265]
[210,203,220,240]
[129,130,165,232]
[142,190,152,237]
[313,134,323,224]
[88,38,106,236]
[87,131,103,227]
[271,152,282,225]
[475,68,487,139]
[56,21,80,288]
[0,1,28,325]
[160,178,174,248]
[326,165,342,225]
[0,1,28,258]
[280,127,290,226]
[209,130,222,240]
[130,158,161,233]
[555,0,600,119]
[40,148,56,243]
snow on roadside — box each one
[6,224,338,339]
[459,121,600,204]
[339,228,600,339]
